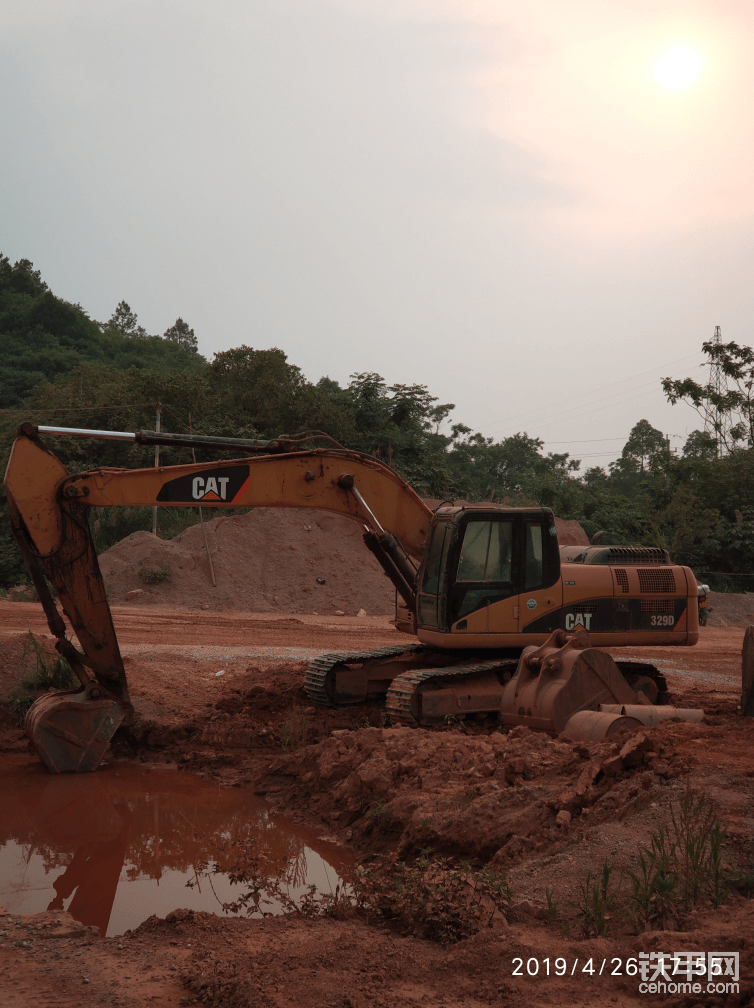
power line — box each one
[471,351,705,434]
[543,437,625,444]
[490,363,704,436]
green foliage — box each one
[365,850,513,943]
[664,339,754,451]
[4,632,78,718]
[163,317,197,352]
[277,706,310,753]
[138,564,171,585]
[547,794,730,937]
[0,256,205,408]
[572,861,618,938]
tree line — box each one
[2,255,753,591]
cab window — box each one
[451,519,515,622]
[421,523,450,595]
[457,521,513,582]
[524,522,544,590]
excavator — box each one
[4,423,701,774]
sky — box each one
[2,0,753,471]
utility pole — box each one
[152,402,161,535]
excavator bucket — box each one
[497,628,699,740]
[26,689,126,774]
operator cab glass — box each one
[417,508,559,631]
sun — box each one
[654,46,702,88]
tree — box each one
[682,430,718,459]
[663,340,754,453]
[102,301,147,338]
[615,419,667,473]
[164,317,197,352]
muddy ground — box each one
[1,600,753,1007]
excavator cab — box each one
[414,506,561,637]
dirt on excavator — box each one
[1,600,753,1008]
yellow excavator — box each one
[4,423,700,773]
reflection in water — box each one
[0,757,351,936]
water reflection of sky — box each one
[0,757,351,936]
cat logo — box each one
[156,466,250,504]
[191,476,229,501]
[565,612,593,631]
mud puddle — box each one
[0,756,352,936]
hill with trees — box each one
[2,255,753,591]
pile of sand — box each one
[707,590,754,628]
[98,508,592,616]
[99,508,395,615]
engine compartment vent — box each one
[637,568,676,594]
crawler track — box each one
[303,644,429,707]
[614,661,670,704]
[385,660,519,726]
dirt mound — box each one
[707,590,754,628]
[98,508,395,615]
[553,517,590,545]
[260,723,690,863]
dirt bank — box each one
[1,605,753,1007]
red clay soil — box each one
[1,603,754,1007]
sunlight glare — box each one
[655,46,702,89]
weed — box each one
[444,714,467,734]
[365,850,513,943]
[186,835,361,920]
[0,584,36,602]
[277,706,309,753]
[547,793,732,937]
[5,632,78,718]
[728,871,754,899]
[668,792,728,909]
[355,708,391,730]
[572,861,618,938]
[420,817,434,829]
[622,793,729,931]
[545,888,570,937]
[188,840,512,944]
[364,801,390,820]
[138,564,170,585]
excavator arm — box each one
[3,424,432,772]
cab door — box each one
[448,517,518,633]
[516,520,562,631]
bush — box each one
[5,632,78,718]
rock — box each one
[357,608,367,617]
[335,610,345,615]
[555,809,571,828]
[125,589,144,601]
[652,760,670,776]
[619,732,652,768]
[556,786,579,813]
[602,754,624,776]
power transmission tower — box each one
[704,325,730,457]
